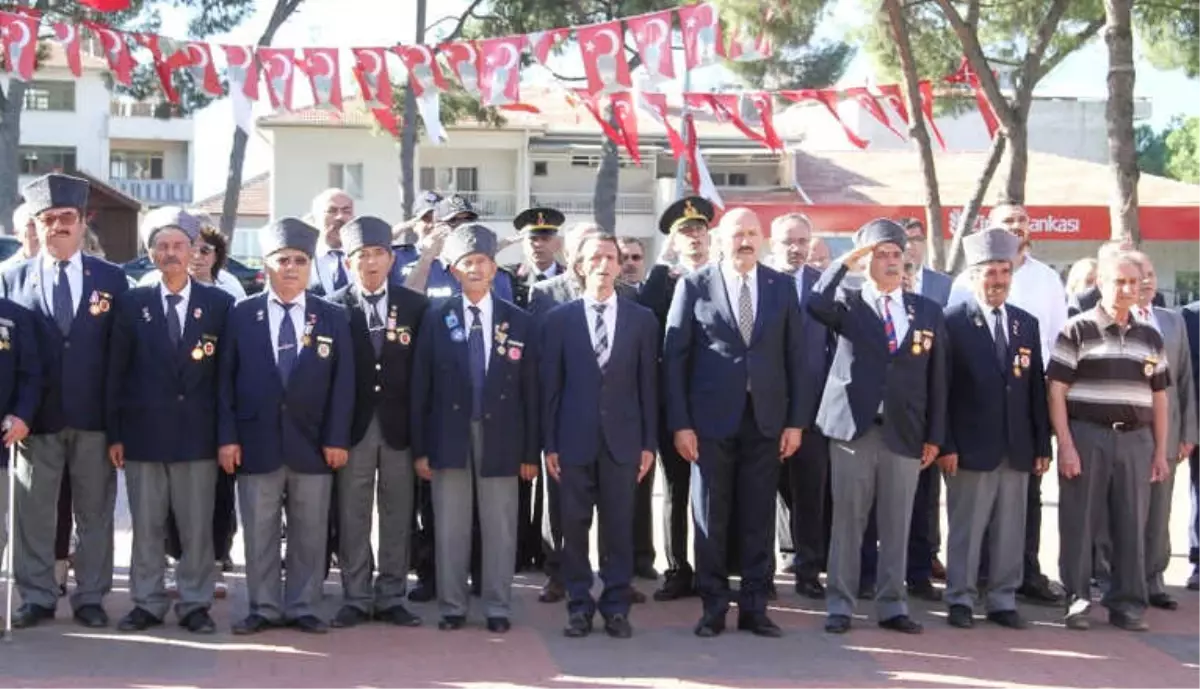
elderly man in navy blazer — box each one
[326,216,428,629]
[410,224,538,634]
[218,218,354,635]
[540,232,658,640]
[809,219,948,636]
[940,228,1051,630]
[106,207,234,635]
[664,207,805,639]
[1,173,129,629]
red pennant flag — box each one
[439,41,482,97]
[626,10,675,83]
[221,45,260,101]
[724,19,773,62]
[876,83,909,126]
[79,0,131,11]
[844,86,905,141]
[135,34,186,103]
[636,91,686,158]
[779,88,868,149]
[479,35,525,106]
[575,20,632,95]
[683,92,728,123]
[945,57,1000,139]
[301,48,343,110]
[351,48,393,110]
[0,11,39,81]
[51,22,82,77]
[86,22,136,86]
[571,89,625,150]
[175,42,222,97]
[394,44,448,96]
[917,80,946,149]
[678,3,721,70]
[258,47,298,111]
[527,28,569,65]
[371,108,400,138]
[611,92,641,164]
[684,92,781,151]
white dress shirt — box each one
[793,267,808,302]
[583,291,618,367]
[910,267,924,296]
[141,268,247,300]
[720,261,758,331]
[40,250,83,316]
[361,284,388,326]
[160,278,191,335]
[462,291,493,371]
[313,246,347,294]
[266,286,306,365]
[862,279,909,345]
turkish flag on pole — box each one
[79,0,131,12]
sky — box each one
[167,0,1200,200]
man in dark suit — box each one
[940,228,1051,630]
[809,219,948,635]
[1182,300,1200,591]
[326,216,428,628]
[410,224,539,634]
[218,218,354,635]
[664,207,805,638]
[639,198,713,602]
[1,173,129,629]
[106,208,233,634]
[541,232,658,639]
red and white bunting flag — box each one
[678,2,721,70]
[844,86,905,141]
[135,33,187,103]
[683,92,728,123]
[394,44,448,96]
[575,20,632,94]
[174,42,222,97]
[79,0,130,12]
[917,80,946,149]
[686,93,780,150]
[626,10,674,83]
[876,82,909,127]
[479,35,525,106]
[0,11,38,81]
[945,57,1000,138]
[684,113,723,208]
[51,22,82,77]
[527,27,569,64]
[301,47,343,110]
[779,88,868,149]
[724,21,772,62]
[258,47,298,111]
[221,45,260,101]
[371,108,400,138]
[611,92,641,164]
[571,89,626,150]
[85,22,135,86]
[439,41,482,96]
[351,47,393,109]
[636,91,686,158]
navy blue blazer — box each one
[106,283,234,463]
[942,300,1051,472]
[0,254,129,434]
[1182,301,1199,395]
[807,261,949,458]
[217,291,355,474]
[540,297,658,465]
[0,298,42,466]
[791,264,835,427]
[410,296,538,477]
[663,263,806,439]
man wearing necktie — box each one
[540,233,658,640]
[410,223,539,634]
[106,207,234,634]
[326,216,429,629]
[939,228,1050,630]
[664,207,805,639]
[218,217,354,635]
[0,173,129,629]
[308,188,354,296]
[808,219,948,636]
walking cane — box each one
[3,440,14,642]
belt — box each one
[1085,420,1145,433]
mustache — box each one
[162,257,182,265]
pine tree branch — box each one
[932,0,1016,129]
[1035,17,1105,82]
[1017,0,1071,103]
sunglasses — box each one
[624,254,644,262]
[271,256,310,268]
[193,245,215,256]
[39,209,79,227]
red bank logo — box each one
[1029,214,1081,234]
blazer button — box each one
[177,394,185,402]
[499,394,506,400]
[64,341,71,349]
[452,403,460,410]
[374,385,381,392]
[280,403,287,412]
[375,363,382,371]
[485,412,491,420]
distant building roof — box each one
[193,172,270,217]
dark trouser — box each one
[693,398,778,617]
[412,478,436,584]
[517,471,541,570]
[658,420,693,579]
[56,467,73,561]
[787,430,830,582]
[540,456,564,583]
[905,465,938,585]
[1191,448,1199,567]
[633,459,656,573]
[167,469,237,562]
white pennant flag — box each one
[416,91,447,144]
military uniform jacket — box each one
[327,281,429,449]
[0,254,129,434]
[217,291,355,474]
[410,296,538,477]
[106,283,234,463]
[0,298,42,467]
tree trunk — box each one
[1103,0,1141,243]
[884,0,945,270]
[1002,118,1030,205]
[593,102,620,233]
[0,81,27,235]
[398,0,428,220]
[947,131,1007,272]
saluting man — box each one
[327,216,429,628]
[410,224,539,634]
[107,207,234,634]
[1,173,129,629]
[218,218,354,635]
[402,195,515,302]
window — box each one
[568,154,640,169]
[419,166,436,192]
[110,150,164,180]
[19,146,76,175]
[23,81,75,112]
[727,172,749,186]
[328,163,364,198]
[533,161,548,176]
[571,156,592,168]
[709,172,727,186]
[454,167,478,193]
[417,167,478,193]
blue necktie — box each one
[276,301,297,385]
[165,293,182,346]
[331,251,348,291]
[467,305,485,420]
[364,292,385,358]
[53,260,73,336]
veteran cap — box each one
[436,194,478,223]
[853,218,907,251]
[341,216,393,256]
[22,173,89,217]
[259,217,319,258]
[443,223,498,267]
[513,207,565,235]
[963,227,1021,267]
[140,206,200,250]
[658,196,715,235]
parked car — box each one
[122,255,265,295]
[0,236,21,264]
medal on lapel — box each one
[89,290,101,316]
[396,327,412,346]
[191,340,204,361]
[141,306,152,323]
[302,313,317,348]
[193,307,203,320]
[1012,354,1022,379]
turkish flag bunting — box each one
[575,20,632,94]
[258,47,298,111]
[683,92,728,123]
[779,88,868,149]
[221,45,260,101]
[85,22,135,86]
[626,10,674,83]
[79,0,130,12]
[171,42,222,97]
[678,2,721,70]
[351,48,393,110]
[724,20,772,62]
[571,89,626,151]
[918,80,946,149]
[683,92,781,151]
[844,86,905,141]
[301,47,343,110]
[636,91,686,158]
[394,44,448,96]
[371,108,400,138]
[479,35,526,106]
[527,27,569,65]
[51,22,82,77]
[610,92,641,164]
[945,57,1000,138]
[135,33,185,103]
[876,83,909,126]
[0,11,39,81]
[439,41,482,96]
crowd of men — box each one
[0,172,1196,642]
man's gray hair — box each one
[310,187,350,220]
[11,202,31,234]
[1097,249,1143,282]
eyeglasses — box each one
[39,209,79,227]
[271,256,310,268]
[193,245,215,256]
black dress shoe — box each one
[331,606,370,628]
[986,609,1026,629]
[74,604,109,629]
[654,574,696,602]
[407,581,436,603]
[438,615,466,631]
[795,578,826,600]
[879,615,923,634]
[232,614,278,635]
[604,613,633,639]
[180,608,217,634]
[1149,593,1178,610]
[693,613,726,638]
[634,565,658,581]
[1108,611,1149,632]
[947,604,973,629]
[824,614,851,634]
[630,588,647,604]
[538,579,565,604]
[1017,576,1064,606]
[375,604,422,627]
[288,615,328,634]
[737,612,782,637]
[486,616,511,633]
[117,607,161,632]
[563,612,593,638]
[11,603,54,629]
[907,580,943,602]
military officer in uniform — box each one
[410,224,539,634]
[107,207,234,634]
[1,173,129,629]
[218,218,355,635]
[327,216,428,628]
[390,191,441,283]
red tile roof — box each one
[192,172,270,217]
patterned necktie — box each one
[880,295,898,354]
[53,260,73,336]
[165,293,183,346]
[737,276,754,345]
[364,292,385,358]
[467,305,485,420]
[593,303,609,370]
[331,251,349,291]
[276,301,297,385]
[992,307,1007,368]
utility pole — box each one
[673,67,692,200]
[398,0,428,219]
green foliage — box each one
[1136,122,1168,176]
[1165,115,1199,182]
[1136,0,1198,77]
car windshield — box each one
[0,237,20,262]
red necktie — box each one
[880,295,898,354]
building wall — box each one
[11,71,110,177]
[108,139,190,180]
[269,126,402,220]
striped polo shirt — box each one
[1047,305,1170,427]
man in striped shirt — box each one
[1047,251,1171,632]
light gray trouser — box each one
[944,462,1028,612]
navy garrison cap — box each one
[443,223,497,267]
[853,218,907,251]
[963,227,1021,267]
[259,217,319,258]
[341,216,392,256]
[22,173,89,216]
[140,206,200,250]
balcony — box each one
[456,191,517,221]
[111,178,194,205]
[529,193,656,216]
[108,99,194,142]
